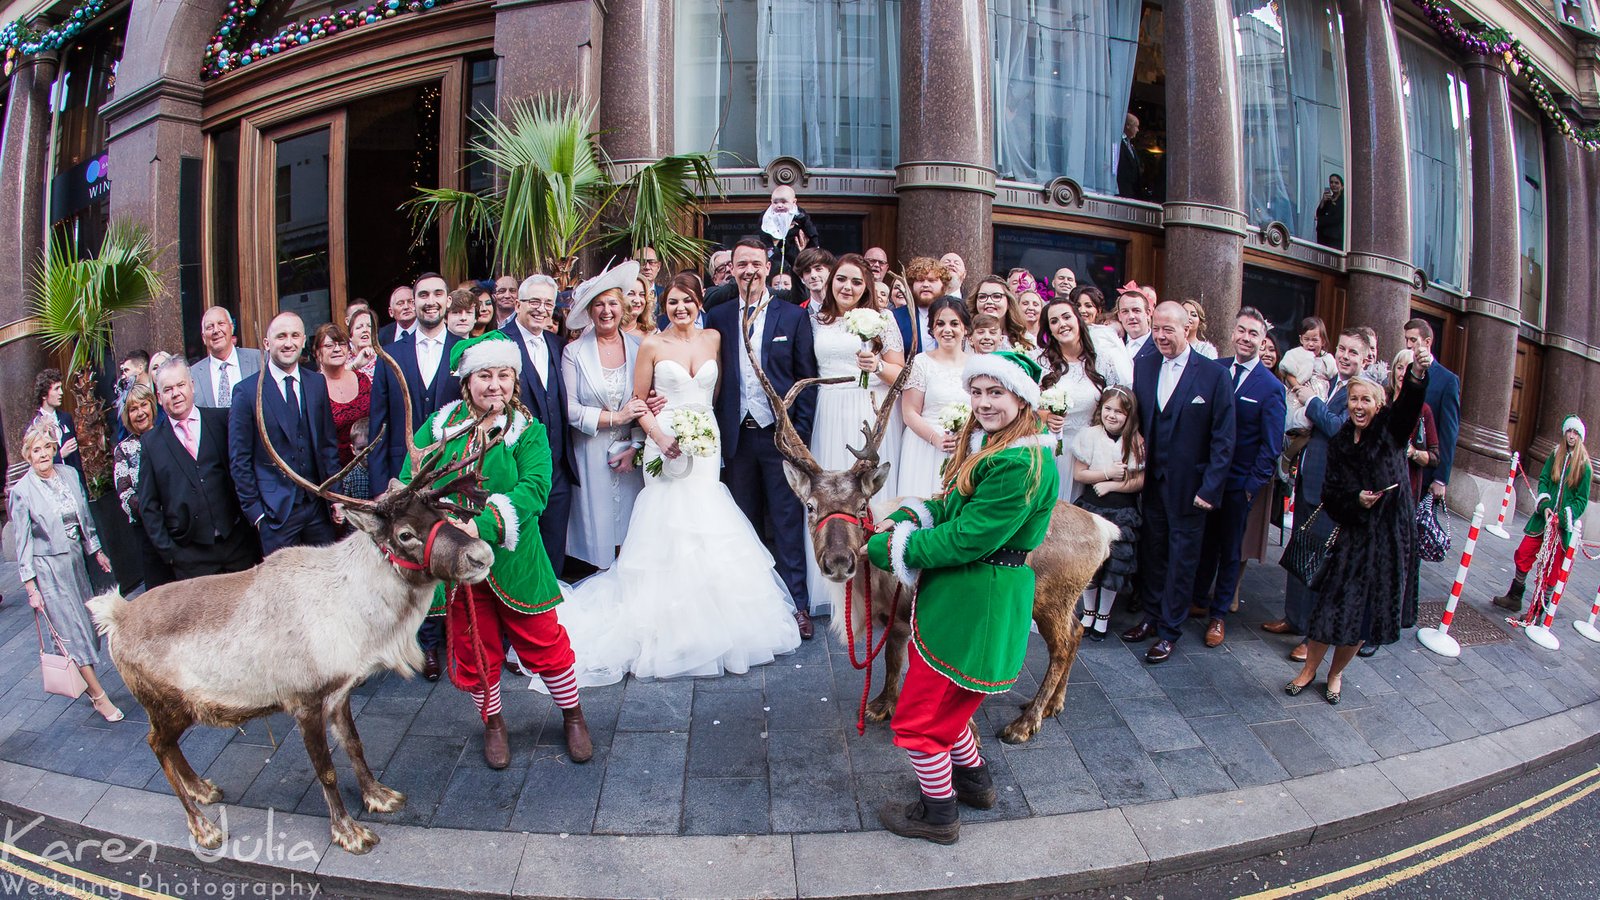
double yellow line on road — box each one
[1241,764,1600,899]
[0,837,175,899]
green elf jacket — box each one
[401,400,562,617]
[865,432,1058,693]
[1524,452,1592,543]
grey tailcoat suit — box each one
[192,348,263,410]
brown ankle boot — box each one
[483,713,510,769]
[562,706,593,763]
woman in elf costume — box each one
[1493,415,1591,614]
[401,331,592,769]
[863,349,1059,844]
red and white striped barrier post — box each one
[1418,502,1484,658]
[1484,452,1519,539]
[1526,520,1580,651]
[1573,575,1600,644]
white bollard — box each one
[1418,503,1485,658]
[1573,577,1600,644]
[1484,452,1519,539]
[1526,520,1579,651]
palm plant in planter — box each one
[30,220,163,499]
[407,94,718,286]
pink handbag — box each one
[36,611,88,699]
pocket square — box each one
[1190,395,1206,404]
[1241,396,1259,404]
[772,335,790,343]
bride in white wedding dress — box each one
[544,278,801,688]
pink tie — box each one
[175,418,199,459]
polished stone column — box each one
[1336,0,1413,353]
[894,0,992,293]
[1531,127,1592,466]
[1161,0,1245,325]
[1584,148,1600,465]
[0,54,57,447]
[495,0,605,112]
[598,0,673,166]
[1453,58,1520,483]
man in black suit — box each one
[228,312,344,556]
[1122,301,1236,663]
[503,273,580,574]
[369,274,462,490]
[707,238,821,638]
[377,283,418,346]
[138,360,262,581]
[1117,113,1144,200]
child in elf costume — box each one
[1493,415,1591,614]
[400,331,593,770]
[863,349,1059,844]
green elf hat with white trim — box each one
[963,349,1044,408]
[450,331,523,378]
[1562,414,1586,441]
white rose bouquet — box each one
[645,408,720,478]
[1039,384,1073,456]
[935,401,971,437]
[842,308,887,388]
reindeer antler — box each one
[253,346,378,510]
[846,360,913,475]
[372,343,446,478]
[739,313,850,475]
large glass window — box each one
[1243,266,1318,358]
[1233,0,1346,245]
[675,0,900,169]
[1400,38,1468,290]
[992,226,1128,299]
[274,129,333,330]
[989,0,1141,195]
[1512,112,1544,326]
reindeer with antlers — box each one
[87,333,558,854]
[740,331,1119,749]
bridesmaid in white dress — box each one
[807,253,904,615]
[1038,296,1129,502]
[898,298,972,499]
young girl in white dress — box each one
[898,298,971,499]
[1071,386,1146,640]
[1039,296,1129,502]
[806,253,904,615]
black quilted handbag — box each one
[1279,506,1339,588]
[1414,493,1451,563]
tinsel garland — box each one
[201,0,457,80]
[1409,0,1600,151]
[0,0,108,70]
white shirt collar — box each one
[211,347,237,369]
[741,291,773,312]
[515,320,546,344]
[1233,355,1259,375]
[268,363,300,395]
[1164,347,1190,368]
[415,325,447,346]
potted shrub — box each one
[30,220,163,592]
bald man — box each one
[228,312,344,555]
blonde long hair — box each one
[940,406,1049,497]
[1552,428,1592,491]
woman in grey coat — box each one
[11,421,122,721]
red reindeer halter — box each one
[383,519,449,573]
[816,508,905,735]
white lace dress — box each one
[897,353,969,500]
[1046,361,1105,502]
[806,308,904,615]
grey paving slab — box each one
[1072,725,1174,805]
[1374,733,1524,805]
[316,823,526,896]
[1057,680,1124,731]
[508,746,609,835]
[1003,739,1106,816]
[521,833,796,900]
[365,733,466,827]
[1149,747,1236,798]
[429,762,530,831]
[1487,707,1598,771]
[1251,719,1337,777]
[616,678,695,733]
[1124,782,1316,876]
[683,776,771,836]
[81,785,332,874]
[15,767,107,823]
[1187,714,1291,788]
[1283,764,1410,841]
[1366,693,1450,750]
[1287,703,1382,768]
[0,758,45,803]
[768,729,857,833]
[1111,696,1204,753]
[593,731,689,835]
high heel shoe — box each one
[89,692,124,723]
[1284,680,1309,696]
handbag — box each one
[36,610,88,699]
[1279,505,1340,588]
[1414,493,1451,563]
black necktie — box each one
[283,376,301,433]
[1232,362,1244,389]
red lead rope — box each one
[818,510,905,735]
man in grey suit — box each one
[191,306,262,409]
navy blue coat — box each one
[1224,360,1287,495]
[368,333,462,489]
[1133,347,1237,511]
[1420,361,1461,490]
[501,321,580,487]
[227,367,342,525]
[705,296,819,458]
[1299,380,1351,506]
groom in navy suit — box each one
[708,238,821,638]
[1123,301,1236,663]
[369,274,462,490]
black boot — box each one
[1493,573,1527,612]
[952,764,996,809]
[878,794,961,844]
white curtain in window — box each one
[1284,0,1344,240]
[1400,38,1466,290]
[756,0,900,169]
[990,0,1141,194]
[1512,112,1544,324]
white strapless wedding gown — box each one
[544,359,802,688]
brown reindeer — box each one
[89,350,498,854]
[742,336,1116,743]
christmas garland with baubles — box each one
[200,0,457,80]
[0,0,108,74]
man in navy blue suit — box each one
[1193,308,1286,647]
[228,312,344,556]
[503,273,581,576]
[369,274,461,490]
[707,237,821,638]
[1116,282,1160,364]
[1404,318,1461,503]
[1262,328,1367,659]
[1122,301,1236,663]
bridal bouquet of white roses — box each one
[842,307,886,388]
[1039,384,1073,456]
[645,408,719,478]
[936,401,971,437]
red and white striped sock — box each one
[950,726,984,768]
[907,750,955,800]
[542,667,581,709]
[469,682,503,717]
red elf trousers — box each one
[447,581,577,693]
[890,647,990,755]
[1513,533,1565,588]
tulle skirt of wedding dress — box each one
[541,464,802,689]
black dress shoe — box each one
[1121,621,1158,643]
[1357,644,1378,658]
[1144,639,1174,664]
[794,611,815,640]
[422,648,441,682]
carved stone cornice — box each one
[1160,201,1248,237]
[893,161,997,196]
